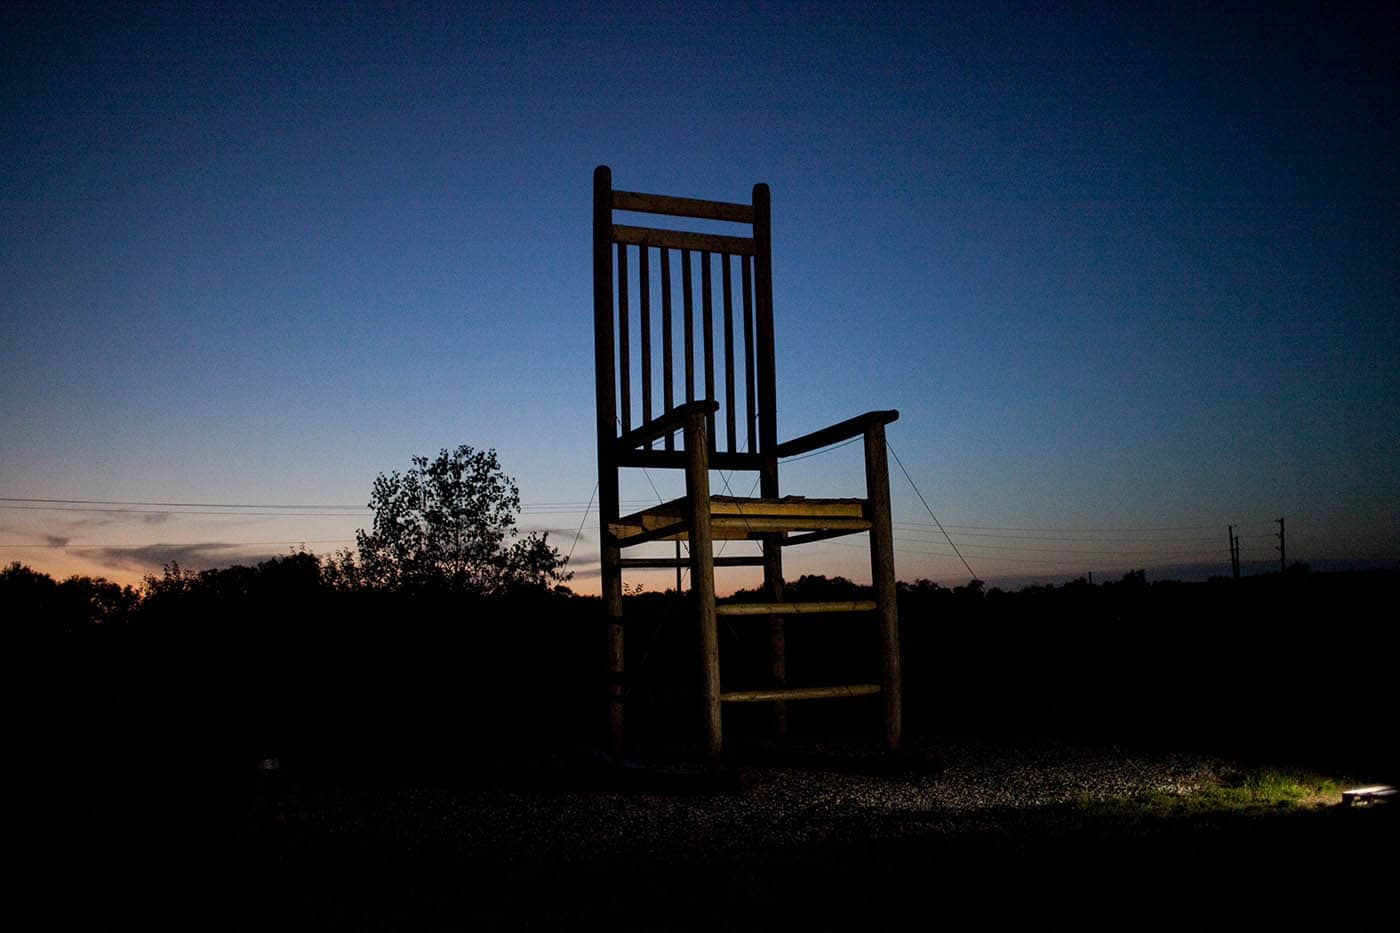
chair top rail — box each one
[612,189,755,224]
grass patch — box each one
[1077,767,1344,822]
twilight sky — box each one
[3,1,1396,592]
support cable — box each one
[565,481,598,567]
[886,439,978,581]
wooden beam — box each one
[616,449,761,471]
[684,413,721,762]
[781,528,866,547]
[617,242,630,430]
[742,253,756,453]
[722,254,737,453]
[775,410,900,459]
[619,555,764,568]
[708,495,865,517]
[613,515,870,543]
[661,247,674,451]
[611,496,872,543]
[720,684,881,703]
[612,189,755,223]
[865,422,902,754]
[617,495,865,521]
[593,166,625,759]
[714,516,869,534]
[614,400,718,450]
[613,224,755,257]
[702,250,716,450]
[717,600,877,616]
[609,519,690,547]
[639,245,652,439]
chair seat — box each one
[610,494,870,544]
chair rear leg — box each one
[604,559,625,759]
[763,536,787,743]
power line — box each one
[0,495,1275,535]
[1,505,369,518]
[0,538,355,549]
[903,520,1234,533]
[894,525,1223,544]
[0,496,365,510]
[0,495,651,515]
[0,493,1296,580]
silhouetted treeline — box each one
[11,559,1395,779]
[2,561,140,634]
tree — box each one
[337,445,570,594]
[3,562,140,633]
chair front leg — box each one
[683,410,721,762]
[863,422,902,753]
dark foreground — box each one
[26,571,1397,925]
[49,739,1396,929]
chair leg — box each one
[603,552,624,758]
[865,424,902,753]
[763,536,787,743]
[684,416,721,762]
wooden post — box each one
[593,167,626,758]
[752,181,787,743]
[864,423,901,753]
[763,540,787,742]
[684,412,721,762]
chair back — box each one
[593,165,778,477]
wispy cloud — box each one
[566,550,602,580]
[88,543,279,576]
[522,525,582,541]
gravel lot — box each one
[216,738,1396,927]
[288,741,1229,863]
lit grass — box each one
[1076,767,1344,821]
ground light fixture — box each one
[1341,784,1395,807]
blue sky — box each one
[2,1,1396,590]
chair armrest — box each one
[614,400,720,451]
[775,410,899,458]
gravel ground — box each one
[274,740,1233,865]
[217,738,1394,927]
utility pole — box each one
[1228,525,1240,580]
[1276,517,1286,573]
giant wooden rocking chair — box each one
[594,165,900,761]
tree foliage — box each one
[331,445,570,594]
[2,561,139,633]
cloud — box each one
[88,543,280,576]
[522,525,584,541]
[561,550,602,580]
